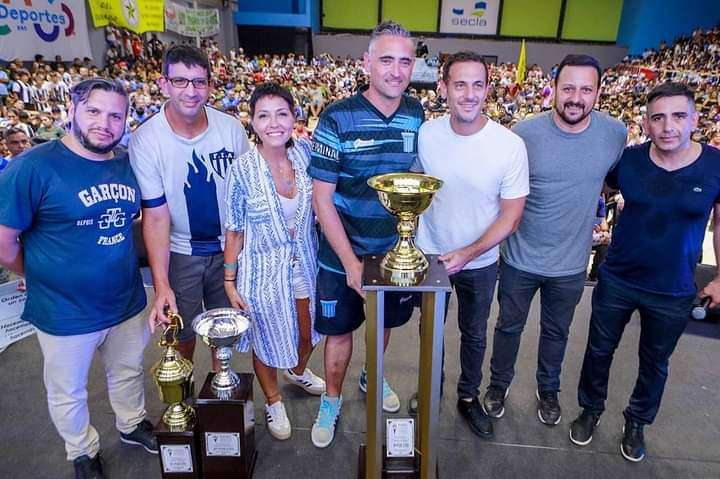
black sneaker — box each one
[73,453,105,479]
[457,397,493,439]
[482,385,509,418]
[120,419,159,454]
[569,410,601,446]
[536,389,562,425]
[621,417,646,462]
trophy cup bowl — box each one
[368,172,443,286]
[192,308,251,400]
[151,311,196,432]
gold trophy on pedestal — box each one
[361,172,447,479]
[367,172,444,286]
[152,309,200,478]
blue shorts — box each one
[314,267,415,336]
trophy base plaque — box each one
[196,372,257,479]
[155,419,201,479]
[357,445,439,479]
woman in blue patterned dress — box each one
[223,83,325,440]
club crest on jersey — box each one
[208,148,235,179]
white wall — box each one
[313,33,629,72]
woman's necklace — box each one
[270,159,295,196]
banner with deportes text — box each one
[88,0,164,34]
[439,0,500,35]
[0,0,92,61]
[164,1,218,38]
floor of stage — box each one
[2,283,719,479]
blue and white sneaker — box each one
[359,367,401,413]
[311,393,343,448]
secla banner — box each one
[0,0,93,61]
[439,0,500,35]
[164,1,219,38]
[88,0,164,34]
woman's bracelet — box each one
[224,278,236,282]
[223,262,238,270]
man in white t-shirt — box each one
[414,51,529,440]
[129,45,250,362]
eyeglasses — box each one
[167,77,209,89]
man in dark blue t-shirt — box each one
[0,79,155,478]
[308,21,423,448]
[569,82,720,462]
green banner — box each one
[165,1,219,37]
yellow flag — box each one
[516,39,527,84]
[88,0,165,34]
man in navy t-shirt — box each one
[569,82,720,462]
[0,79,155,479]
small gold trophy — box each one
[151,310,195,432]
[368,172,443,286]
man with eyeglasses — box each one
[129,45,250,363]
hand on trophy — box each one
[439,247,473,276]
[148,285,178,333]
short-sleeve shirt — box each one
[129,104,250,256]
[601,142,720,296]
[308,92,424,273]
[415,116,529,270]
[502,110,627,276]
[0,141,146,335]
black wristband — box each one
[224,279,236,282]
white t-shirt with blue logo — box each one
[129,104,250,256]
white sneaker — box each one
[265,401,291,440]
[284,367,326,395]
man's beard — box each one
[556,102,591,125]
[72,123,121,154]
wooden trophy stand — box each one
[155,416,201,479]
[196,372,257,479]
[358,254,450,479]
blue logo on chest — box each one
[208,148,235,179]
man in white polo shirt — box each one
[414,51,528,440]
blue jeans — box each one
[578,271,693,425]
[490,261,586,392]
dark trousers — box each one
[418,262,498,399]
[452,263,498,399]
[490,261,586,392]
[577,271,693,425]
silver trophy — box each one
[192,308,251,399]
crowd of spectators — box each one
[1,24,719,168]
